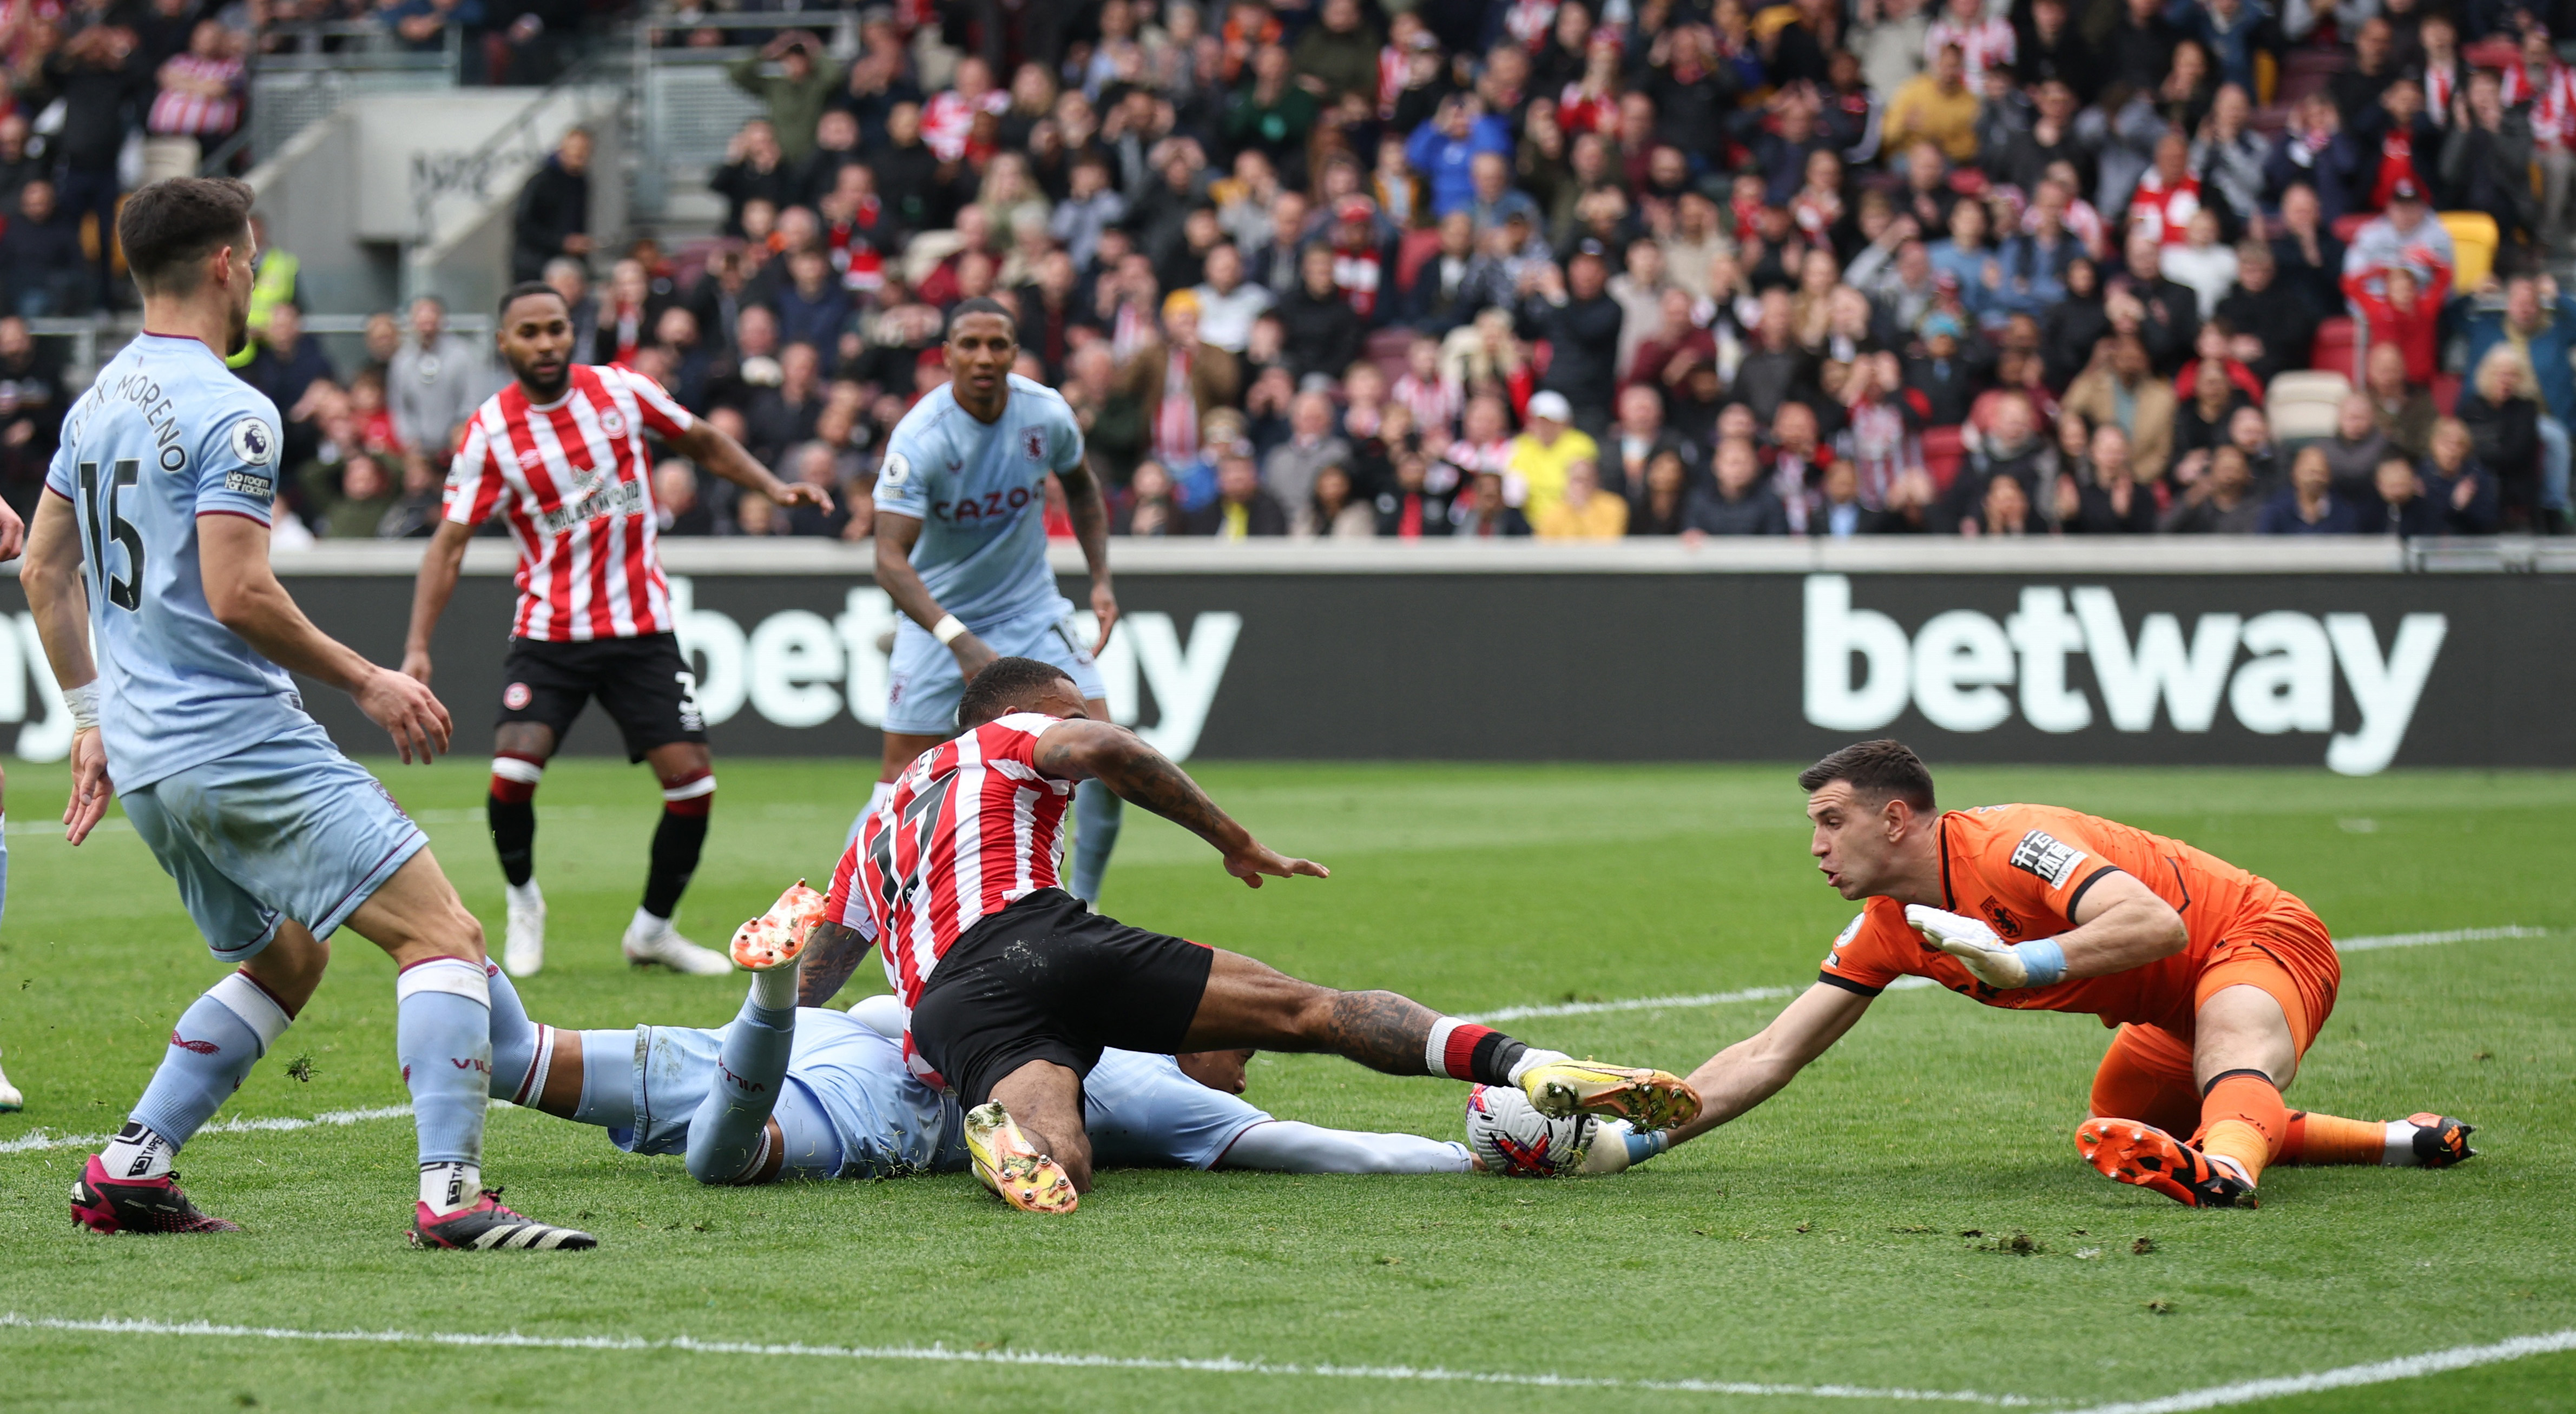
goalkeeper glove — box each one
[1905,904,2066,989]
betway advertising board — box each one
[0,543,2563,772]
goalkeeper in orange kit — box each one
[1662,740,2473,1207]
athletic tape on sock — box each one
[396,957,492,1008]
[512,1025,555,1108]
[662,773,716,803]
[1424,1017,1464,1077]
[491,755,545,784]
[207,972,292,1055]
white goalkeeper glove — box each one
[1574,1119,1670,1175]
[1905,904,2066,989]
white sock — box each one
[506,879,542,911]
[748,960,799,1011]
[627,906,668,939]
[100,1123,177,1181]
[420,1160,482,1214]
[1506,1048,1571,1087]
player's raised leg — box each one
[680,883,825,1184]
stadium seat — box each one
[2269,368,2351,441]
[2310,316,2358,379]
[2330,213,2373,245]
[2433,372,2461,414]
[1395,228,1444,294]
[2464,36,2520,69]
[2440,211,2499,290]
[1921,425,1966,490]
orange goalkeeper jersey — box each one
[1817,803,2314,1033]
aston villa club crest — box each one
[1023,430,1045,462]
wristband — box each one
[931,613,968,646]
[2012,937,2067,988]
[61,682,100,733]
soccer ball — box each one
[1464,1083,1595,1178]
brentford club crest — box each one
[601,409,627,437]
[1023,430,1045,461]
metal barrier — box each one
[25,313,493,390]
[630,12,859,222]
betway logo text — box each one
[1802,575,2445,776]
[667,578,1240,761]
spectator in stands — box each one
[2159,210,2237,319]
[730,31,841,166]
[2357,452,2447,537]
[147,19,243,161]
[2066,331,2178,484]
[2420,415,2502,534]
[241,302,335,449]
[1505,391,1598,526]
[713,120,795,239]
[1264,388,1351,534]
[377,454,444,540]
[388,295,492,459]
[510,127,592,283]
[2439,68,2534,245]
[1886,44,1980,164]
[1189,449,1289,537]
[2059,424,2162,533]
[1306,462,1376,540]
[774,248,853,352]
[1372,442,1457,538]
[1454,467,1533,537]
[1533,458,1626,539]
[0,314,62,517]
[1279,244,1362,382]
[45,24,144,306]
[2160,442,2268,532]
[655,461,715,537]
[0,182,90,317]
[1193,243,1272,355]
[2212,242,2316,386]
[309,451,397,539]
[2320,392,2397,500]
[542,257,599,362]
[1685,437,1791,535]
[2262,444,2360,533]
[2361,342,2436,457]
[2461,274,2575,530]
[0,118,38,216]
[2457,346,2542,521]
[1116,461,1184,537]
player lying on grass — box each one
[1660,740,2473,1209]
[475,884,1484,1182]
[800,656,1701,1213]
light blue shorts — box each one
[1084,1049,1273,1170]
[882,599,1108,736]
[122,723,430,960]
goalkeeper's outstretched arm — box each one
[1663,982,1874,1147]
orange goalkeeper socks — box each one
[2196,1069,2287,1186]
[2281,1111,2392,1166]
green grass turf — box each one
[0,759,2570,1413]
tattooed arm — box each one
[797,920,874,1008]
[1032,720,1329,889]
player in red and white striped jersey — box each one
[404,281,829,979]
[799,657,1702,1213]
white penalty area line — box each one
[0,1313,2032,1405]
[4,1315,2570,1411]
[0,926,2553,1156]
[1464,926,2557,1024]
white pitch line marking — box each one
[2060,1327,2576,1413]
[0,1313,2038,1405]
[0,927,2551,1155]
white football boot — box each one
[622,908,734,974]
[503,881,546,978]
[0,1047,21,1112]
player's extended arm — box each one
[1033,718,1327,888]
[197,514,455,764]
[795,919,874,1008]
[1664,981,1874,1147]
[399,517,475,684]
[872,510,999,679]
[21,492,112,843]
[668,418,830,511]
[1056,457,1118,653]
[1911,868,2187,988]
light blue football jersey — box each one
[873,373,1084,626]
[44,334,311,792]
[618,1010,966,1178]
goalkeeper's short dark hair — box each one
[1798,740,1935,814]
[957,657,1076,730]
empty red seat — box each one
[2331,212,2373,244]
[1921,425,1966,490]
[2433,372,2461,414]
[1395,228,1445,293]
[2311,316,2357,378]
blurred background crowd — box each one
[17,0,2576,541]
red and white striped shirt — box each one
[148,54,243,136]
[443,362,692,642]
[826,713,1075,1019]
[923,88,1007,163]
[1923,15,2014,89]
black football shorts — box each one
[496,632,709,762]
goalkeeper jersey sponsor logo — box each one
[2008,830,2087,888]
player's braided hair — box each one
[956,657,1075,731]
[1799,741,1935,815]
[117,177,255,295]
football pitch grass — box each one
[0,758,2570,1412]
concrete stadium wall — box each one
[0,542,2566,773]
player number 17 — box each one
[76,458,144,613]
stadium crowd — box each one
[135,0,2576,538]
